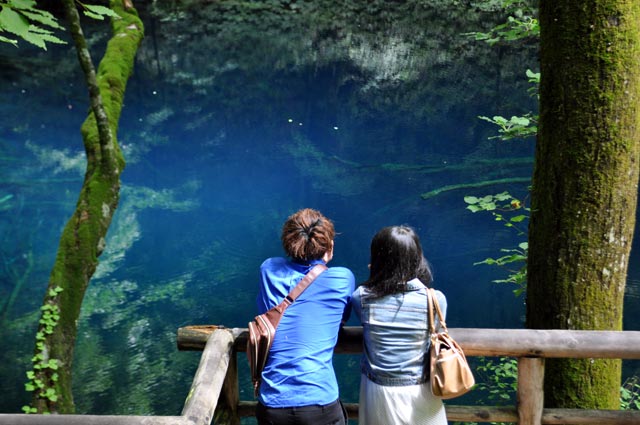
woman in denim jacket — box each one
[352,225,447,425]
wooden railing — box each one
[1,326,639,425]
[178,326,640,425]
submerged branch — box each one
[421,177,531,199]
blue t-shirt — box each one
[257,257,355,407]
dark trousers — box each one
[256,399,347,425]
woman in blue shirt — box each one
[256,208,355,425]
[352,225,447,425]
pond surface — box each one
[0,0,638,418]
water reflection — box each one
[0,0,637,417]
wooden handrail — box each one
[177,326,640,425]
[177,326,640,359]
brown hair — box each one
[281,208,335,261]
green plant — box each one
[476,357,518,403]
[621,376,640,410]
[0,0,121,49]
[464,192,529,296]
[22,286,63,414]
[478,114,536,141]
[478,70,539,142]
[76,1,121,20]
[0,0,65,48]
[464,0,539,45]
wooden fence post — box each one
[518,357,545,425]
[214,345,240,425]
[181,328,234,425]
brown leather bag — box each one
[247,264,327,397]
[427,288,475,399]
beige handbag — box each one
[427,288,475,399]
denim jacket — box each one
[351,279,447,386]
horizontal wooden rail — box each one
[177,325,640,359]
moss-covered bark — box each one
[527,0,640,410]
[29,0,143,413]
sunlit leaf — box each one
[0,6,29,36]
[20,10,64,30]
[9,0,36,9]
[83,10,105,20]
[464,196,479,204]
[83,4,121,19]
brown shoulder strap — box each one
[286,263,328,302]
[427,288,448,333]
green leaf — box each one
[83,4,120,19]
[510,214,527,223]
[0,34,18,45]
[9,0,36,9]
[466,204,482,213]
[518,242,528,250]
[510,116,530,126]
[20,30,47,49]
[474,258,497,266]
[19,10,63,29]
[494,191,511,201]
[44,388,57,402]
[82,10,104,20]
[0,6,29,36]
[526,69,540,80]
[464,196,479,204]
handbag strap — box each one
[284,263,328,304]
[427,288,448,334]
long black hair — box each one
[363,225,433,297]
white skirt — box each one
[358,374,447,425]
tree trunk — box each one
[527,0,640,411]
[27,0,143,413]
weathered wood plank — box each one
[0,415,185,425]
[453,328,640,359]
[3,407,637,425]
[542,408,640,424]
[518,357,545,425]
[214,345,240,425]
[236,401,521,422]
[446,405,519,423]
[181,328,234,424]
[177,326,640,359]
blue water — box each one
[0,1,638,418]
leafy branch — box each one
[464,191,529,296]
[0,0,65,49]
[478,70,540,141]
[464,0,539,46]
[22,286,64,414]
[0,0,120,48]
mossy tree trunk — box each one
[527,0,640,411]
[28,0,143,414]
